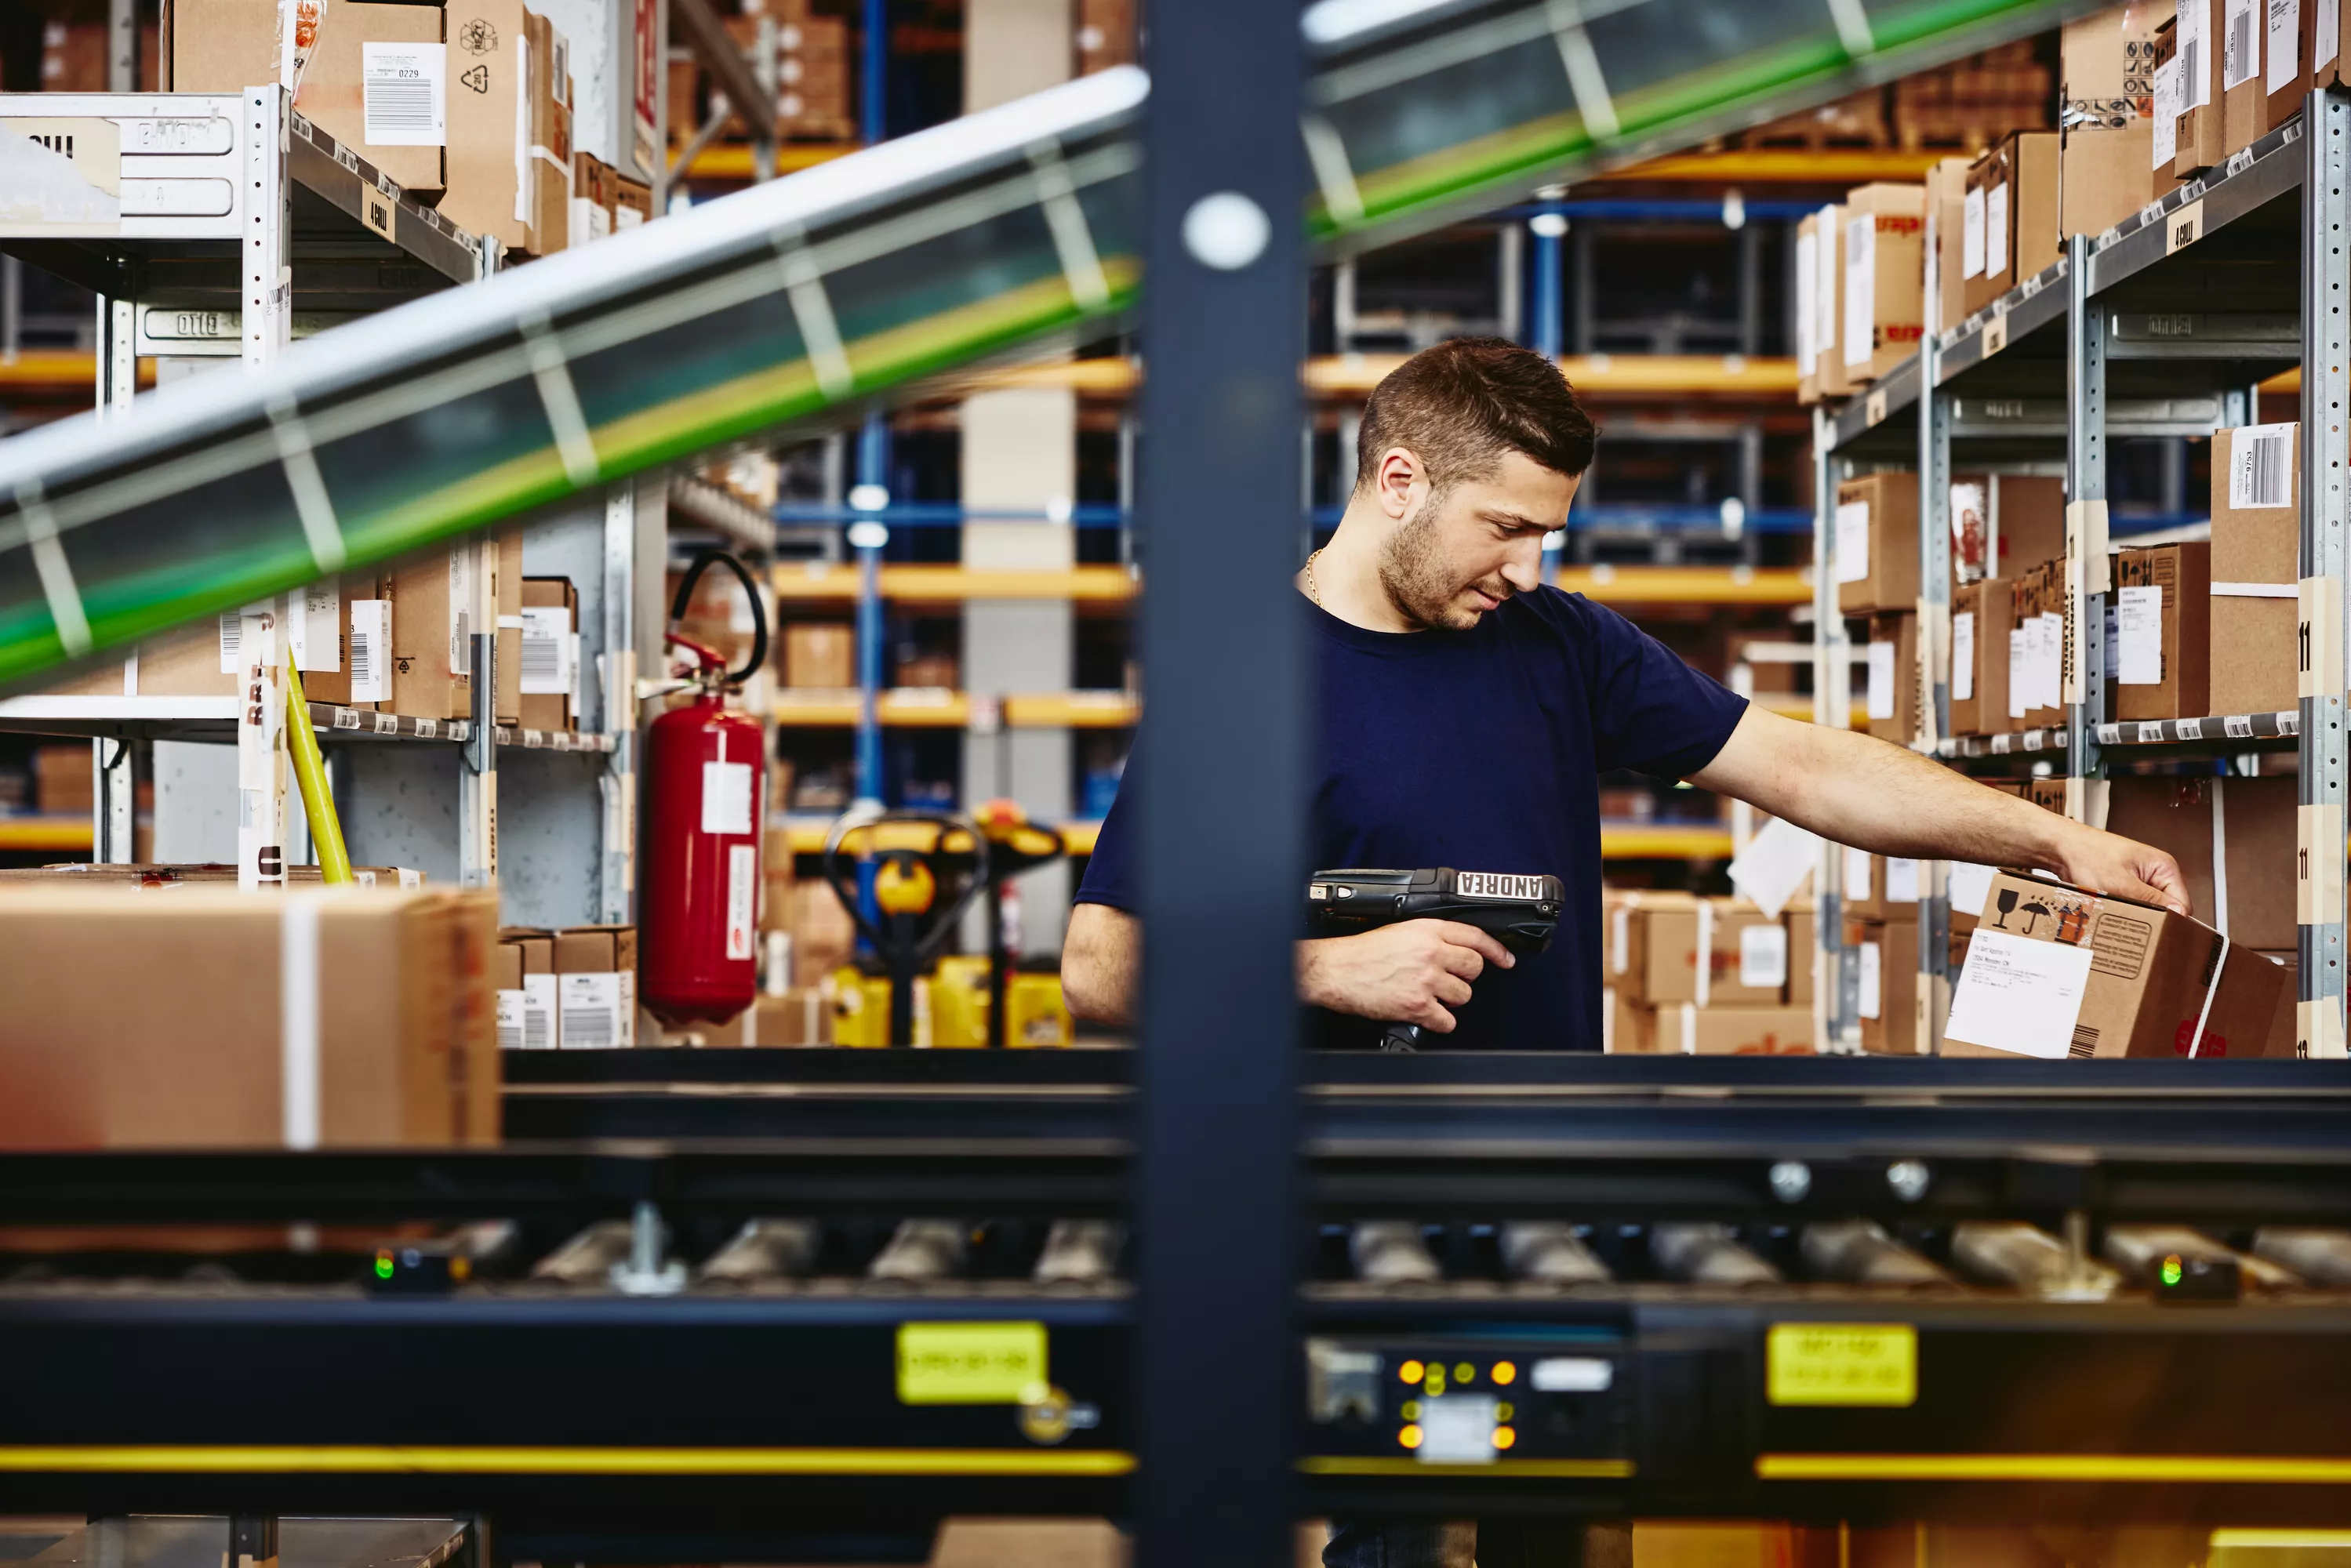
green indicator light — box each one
[2160,1254,2185,1287]
[375,1254,396,1280]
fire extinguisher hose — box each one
[283,666,355,886]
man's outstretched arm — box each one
[1690,705,2191,913]
[1064,902,1141,1025]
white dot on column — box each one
[1182,191,1271,271]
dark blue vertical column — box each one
[1135,0,1306,1561]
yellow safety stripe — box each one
[1299,1457,1635,1479]
[1759,1454,2351,1484]
[0,1446,1134,1477]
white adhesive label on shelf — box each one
[1885,857,1920,904]
[2225,0,2258,87]
[1844,846,1873,903]
[1795,228,1818,373]
[1866,640,1896,720]
[518,605,572,694]
[1985,182,2010,278]
[1859,940,1883,1021]
[522,974,557,1049]
[1948,862,1997,918]
[2269,0,2301,91]
[496,989,527,1051]
[701,760,754,836]
[1946,929,2095,1058]
[2117,585,2164,684]
[1963,185,1986,278]
[1740,924,1789,989]
[1844,215,1874,368]
[2230,423,2294,509]
[1835,500,1870,583]
[363,41,446,146]
[2182,0,2212,105]
[447,545,472,676]
[725,841,758,961]
[1953,612,1975,701]
[349,600,390,702]
[559,972,626,1049]
[2008,627,2029,718]
[2154,57,2182,166]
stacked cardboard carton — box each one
[1601,893,1818,1054]
[494,924,636,1047]
[1890,40,2053,149]
[2209,422,2300,716]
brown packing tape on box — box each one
[2113,540,2211,720]
[295,1,448,199]
[1944,871,2284,1058]
[1833,473,1920,616]
[2107,775,2297,948]
[0,884,498,1148]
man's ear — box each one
[1376,446,1421,518]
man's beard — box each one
[1378,492,1509,630]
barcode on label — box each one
[2138,721,2165,742]
[218,612,242,674]
[351,623,372,688]
[2097,723,2121,743]
[2185,37,2203,97]
[2178,717,2202,739]
[564,1007,614,1048]
[374,712,398,735]
[521,630,561,688]
[2069,1024,2100,1059]
[368,81,434,128]
[2234,426,2291,509]
[2226,713,2256,737]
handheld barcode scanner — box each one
[1307,868,1564,1051]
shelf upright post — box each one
[235,85,293,891]
[460,236,503,890]
[2299,86,2350,1058]
[602,483,639,924]
[1812,405,1858,1051]
[2062,232,2108,825]
[90,269,136,862]
[1133,0,1303,1555]
[1917,329,1952,1051]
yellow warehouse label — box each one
[897,1322,1049,1406]
[1768,1323,1917,1407]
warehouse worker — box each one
[1059,335,2187,1049]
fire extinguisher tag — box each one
[726,842,758,960]
[701,760,754,835]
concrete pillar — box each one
[963,0,1076,956]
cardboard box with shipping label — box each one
[1814,204,1851,401]
[1837,183,1927,384]
[518,576,578,731]
[1944,871,2284,1058]
[1864,612,1918,744]
[1854,916,1921,1054]
[1926,156,1972,337]
[2175,0,2229,173]
[2009,561,2068,729]
[1702,897,1790,1007]
[1796,212,1821,405]
[2309,0,2348,89]
[1607,891,1701,1006]
[440,0,532,251]
[2210,421,2299,717]
[785,622,856,689]
[1844,848,1924,924]
[2113,540,2211,720]
[164,0,315,93]
[494,528,523,727]
[497,928,558,1048]
[1951,576,2015,736]
[389,545,474,722]
[525,9,573,254]
[1966,133,2061,318]
[295,2,449,198]
[2106,774,2297,946]
[554,924,636,1047]
[1834,472,1920,615]
[1950,472,2066,588]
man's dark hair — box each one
[1351,336,1598,498]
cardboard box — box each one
[1855,917,1921,1054]
[492,530,522,727]
[2210,421,2300,716]
[1654,1004,1819,1055]
[525,9,573,254]
[2266,0,2312,128]
[1833,472,1920,615]
[570,151,616,247]
[389,544,474,722]
[2011,561,2067,729]
[2063,1,2163,110]
[739,989,828,1046]
[554,924,635,1047]
[294,1,447,198]
[1843,848,1924,924]
[2255,949,2298,1055]
[163,0,311,93]
[496,927,558,1049]
[614,175,652,229]
[1814,203,1851,401]
[1787,906,1816,1007]
[2309,0,2349,89]
[440,0,531,251]
[1865,612,1919,743]
[1950,472,2066,587]
[2113,540,2211,720]
[1926,156,1973,337]
[1837,183,1926,384]
[518,576,577,731]
[1965,133,2061,318]
[2063,120,2157,241]
[788,880,856,987]
[1944,871,2285,1058]
[1607,891,1700,1005]
[1951,576,2015,736]
[785,623,856,689]
[1702,897,1790,1007]
[1797,212,1821,405]
[0,884,498,1148]
[2106,774,2296,946]
[32,746,92,816]
[2175,0,2228,174]
[0,864,422,887]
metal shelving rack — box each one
[1811,103,2335,1057]
[0,89,636,918]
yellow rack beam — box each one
[0,816,95,851]
[1590,149,1958,183]
[956,354,1797,401]
[668,143,857,180]
[1600,824,1734,859]
[774,564,1808,607]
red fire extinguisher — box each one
[641,549,769,1028]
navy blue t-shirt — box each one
[1074,587,1748,1050]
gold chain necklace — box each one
[1305,547,1324,607]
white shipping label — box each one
[2153,57,2182,166]
[447,545,472,675]
[1885,857,1920,904]
[1953,612,1976,701]
[2009,628,2029,718]
[518,605,573,694]
[1835,500,1871,583]
[2323,0,2342,67]
[1948,862,1998,917]
[2226,0,2258,86]
[2230,423,2294,509]
[1612,906,1630,974]
[1963,185,1986,278]
[1986,182,2011,278]
[2182,0,2214,105]
[702,760,754,835]
[2038,612,2066,710]
[1815,207,1839,353]
[216,598,271,674]
[1844,215,1875,368]
[1739,924,1789,989]
[1844,846,1873,903]
[523,973,557,1049]
[2117,584,2165,684]
[497,989,527,1051]
[1866,640,1896,720]
[1859,941,1883,1020]
[1795,230,1819,373]
[725,841,758,961]
[362,42,447,147]
[296,580,340,673]
[620,969,637,1046]
[559,972,626,1049]
[349,599,391,703]
[1946,928,2096,1058]
[2269,0,2301,90]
